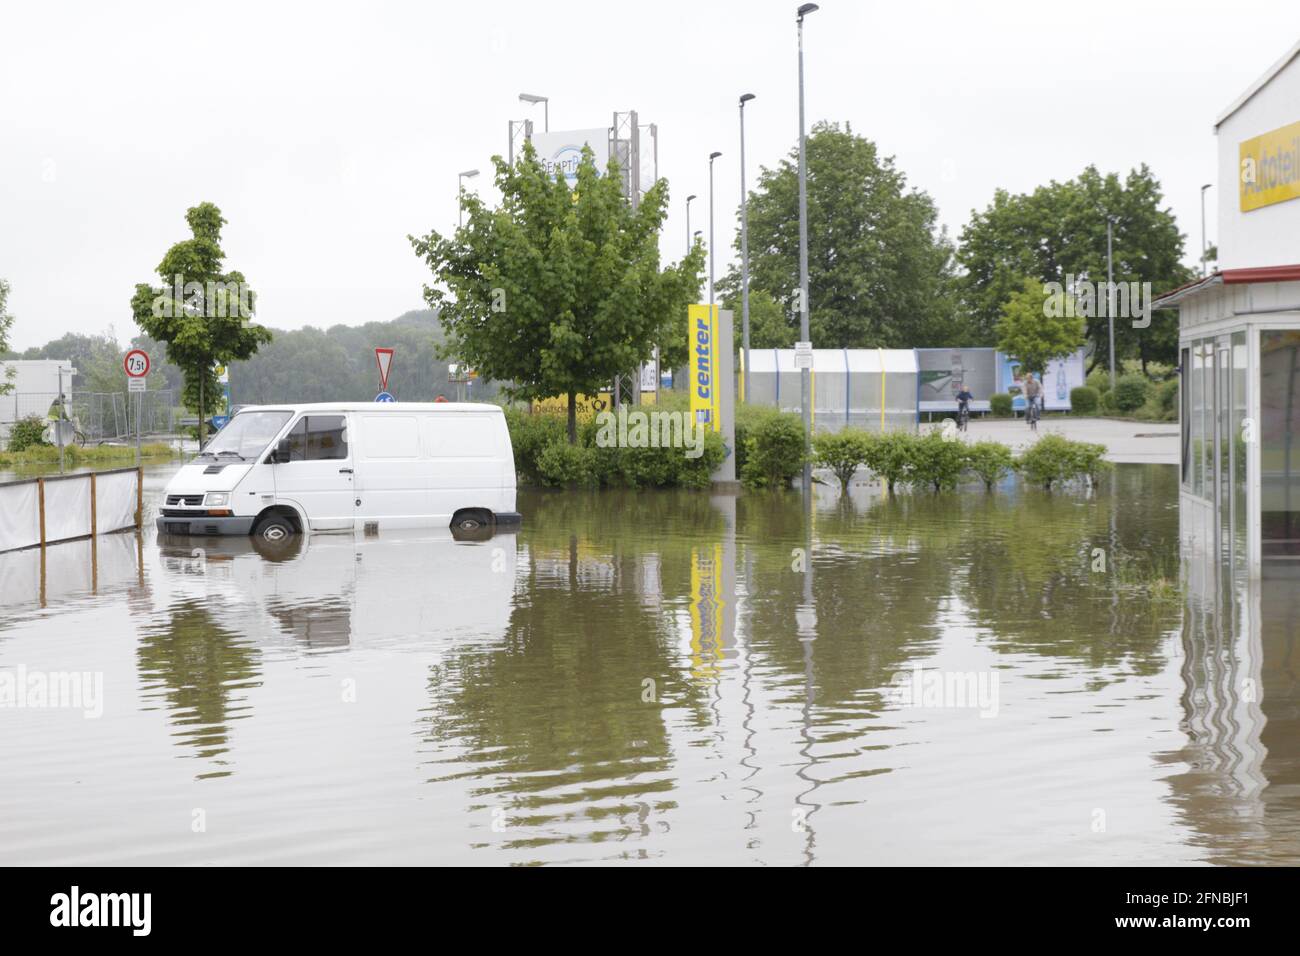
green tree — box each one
[130,203,271,445]
[0,278,15,395]
[724,288,796,355]
[411,144,703,442]
[996,276,1086,375]
[717,122,960,349]
[957,165,1192,371]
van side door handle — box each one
[339,467,353,474]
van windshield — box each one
[198,411,292,461]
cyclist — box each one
[1023,373,1043,427]
[955,385,974,431]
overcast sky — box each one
[3,0,1298,351]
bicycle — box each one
[1025,396,1040,432]
[956,401,970,433]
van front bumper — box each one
[156,515,257,536]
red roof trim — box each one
[1221,264,1300,284]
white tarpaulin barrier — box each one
[0,468,139,553]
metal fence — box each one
[1,390,176,447]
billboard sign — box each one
[917,348,999,411]
[688,304,720,431]
[530,128,610,185]
[1239,119,1300,212]
[997,349,1086,411]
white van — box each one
[156,402,520,542]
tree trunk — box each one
[567,392,577,444]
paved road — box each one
[920,415,1178,465]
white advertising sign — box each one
[530,128,610,185]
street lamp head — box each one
[740,93,756,105]
[459,169,480,179]
[693,230,703,238]
[687,194,697,202]
[1201,183,1213,192]
[797,3,819,20]
[518,93,548,105]
[709,151,722,161]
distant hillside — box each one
[6,310,504,405]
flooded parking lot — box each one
[2,462,1297,865]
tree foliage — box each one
[410,143,703,440]
[957,165,1192,369]
[130,203,271,432]
[0,278,14,395]
[717,122,960,349]
[995,276,1086,375]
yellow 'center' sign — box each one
[688,303,720,432]
[1239,119,1300,212]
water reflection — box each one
[3,463,1300,864]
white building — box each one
[1154,40,1300,581]
[0,359,74,445]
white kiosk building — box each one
[1155,40,1300,582]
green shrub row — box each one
[504,406,726,489]
[811,428,1109,494]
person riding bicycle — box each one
[1022,374,1043,417]
[955,386,974,426]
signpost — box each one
[124,349,149,465]
[375,348,394,401]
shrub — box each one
[740,411,806,489]
[861,430,916,494]
[536,440,601,488]
[1069,386,1100,416]
[813,428,874,491]
[6,415,50,452]
[907,431,968,492]
[1111,373,1151,413]
[1085,367,1112,394]
[1017,434,1111,490]
[1152,378,1179,419]
[989,393,1013,418]
[964,440,1015,491]
[504,407,567,484]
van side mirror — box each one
[272,438,291,463]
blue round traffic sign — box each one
[375,391,395,403]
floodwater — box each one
[1,463,1297,866]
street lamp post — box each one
[518,93,548,132]
[1200,183,1213,277]
[1107,217,1115,390]
[797,3,818,494]
[739,93,756,403]
[686,194,697,256]
[709,152,722,306]
[458,169,479,229]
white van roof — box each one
[235,402,504,414]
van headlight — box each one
[204,492,230,507]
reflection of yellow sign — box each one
[688,304,720,433]
[689,543,725,679]
[1240,120,1300,212]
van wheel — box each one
[254,515,296,542]
[451,509,492,532]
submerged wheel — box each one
[254,515,296,542]
[451,509,493,532]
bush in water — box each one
[964,440,1015,491]
[813,428,875,491]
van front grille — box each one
[165,494,204,507]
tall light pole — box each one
[797,3,818,494]
[1200,183,1213,277]
[1107,217,1116,390]
[709,151,722,305]
[686,194,697,256]
[739,93,756,403]
[518,93,548,132]
[457,169,479,229]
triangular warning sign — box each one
[375,348,394,391]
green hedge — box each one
[740,411,806,489]
[1111,374,1150,412]
[5,415,50,452]
[989,393,1013,417]
[1018,433,1110,490]
[1069,386,1100,415]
